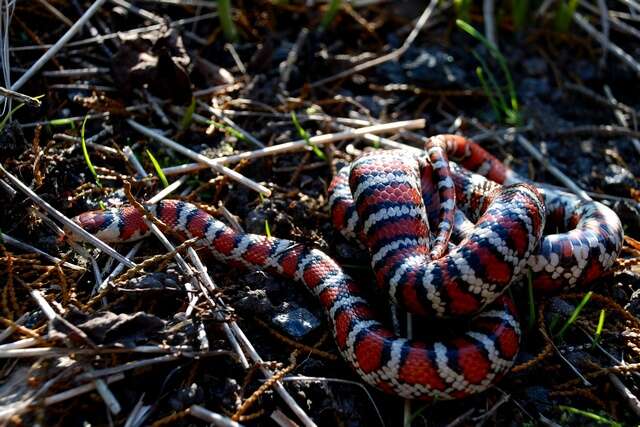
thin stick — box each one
[127,119,271,196]
[161,119,425,175]
[0,163,135,267]
[573,12,640,76]
[186,247,250,369]
[193,101,264,147]
[483,0,498,49]
[307,0,439,89]
[514,133,592,201]
[603,85,640,155]
[36,0,73,27]
[7,0,108,95]
[229,323,317,427]
[9,12,219,52]
[596,0,610,67]
[29,288,121,414]
[44,373,125,407]
[190,405,244,427]
[42,67,110,77]
[77,354,179,380]
[0,86,41,107]
[608,373,640,416]
[1,232,84,271]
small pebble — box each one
[272,307,321,338]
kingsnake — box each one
[70,135,624,400]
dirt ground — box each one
[1,1,640,426]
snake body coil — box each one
[71,135,624,399]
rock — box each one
[335,241,367,260]
[272,307,321,339]
[354,95,387,118]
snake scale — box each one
[70,135,624,399]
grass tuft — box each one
[456,19,520,125]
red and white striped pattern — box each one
[70,134,623,400]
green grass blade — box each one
[218,0,239,42]
[320,0,341,30]
[146,150,169,188]
[472,51,510,116]
[593,309,606,346]
[475,67,501,121]
[0,95,44,132]
[456,19,519,115]
[264,218,272,238]
[208,120,247,142]
[554,0,579,32]
[512,0,529,32]
[291,111,326,160]
[406,403,430,426]
[0,103,26,132]
[49,117,77,127]
[559,405,622,426]
[180,97,196,131]
[258,193,272,238]
[556,291,592,339]
[81,115,101,187]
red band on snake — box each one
[70,135,623,400]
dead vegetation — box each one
[0,1,640,426]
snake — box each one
[69,135,624,400]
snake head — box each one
[65,207,149,243]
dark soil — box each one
[1,1,640,426]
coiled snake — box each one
[70,135,623,400]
